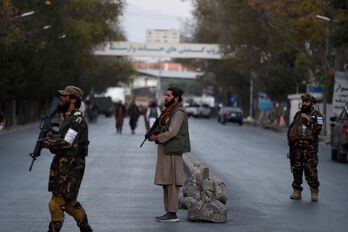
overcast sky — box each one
[121,0,194,42]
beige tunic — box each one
[154,111,185,186]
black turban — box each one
[168,87,184,102]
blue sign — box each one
[229,96,237,104]
[307,85,324,94]
[258,94,273,111]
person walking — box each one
[145,100,161,130]
[114,100,126,134]
[128,99,140,134]
[42,86,92,232]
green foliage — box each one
[331,0,348,47]
[0,0,132,101]
[189,0,341,108]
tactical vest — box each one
[288,110,318,143]
[161,107,191,155]
[149,107,159,118]
[57,112,89,156]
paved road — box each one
[0,116,347,232]
[190,118,348,232]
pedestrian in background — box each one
[148,87,191,222]
[0,111,4,130]
[114,100,126,134]
[145,100,161,130]
[79,99,87,117]
[42,86,92,232]
[128,99,140,134]
[288,93,323,201]
[86,99,98,123]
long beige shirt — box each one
[154,111,185,186]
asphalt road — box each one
[190,117,348,232]
[0,115,347,232]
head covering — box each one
[301,93,316,104]
[167,86,184,102]
[58,86,83,100]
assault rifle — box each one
[28,97,60,172]
[140,117,160,148]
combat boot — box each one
[311,191,318,202]
[48,221,63,232]
[290,189,302,200]
[77,215,93,232]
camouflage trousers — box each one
[291,147,320,192]
[49,155,85,201]
[48,195,92,232]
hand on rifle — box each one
[46,131,53,137]
[148,134,158,142]
[301,113,310,122]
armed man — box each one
[42,86,92,232]
[288,93,323,201]
[148,87,191,222]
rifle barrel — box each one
[140,138,146,148]
[28,153,36,172]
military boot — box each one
[48,221,63,232]
[290,189,302,200]
[77,215,93,232]
[311,191,318,202]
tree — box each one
[189,0,339,112]
[0,0,133,126]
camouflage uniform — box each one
[288,107,323,193]
[43,86,92,232]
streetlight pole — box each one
[316,14,331,137]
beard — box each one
[164,98,175,107]
[57,102,69,113]
[301,105,311,114]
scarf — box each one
[159,102,183,125]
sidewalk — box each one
[0,121,39,136]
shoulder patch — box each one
[75,116,83,124]
[317,116,323,125]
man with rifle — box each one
[41,86,92,232]
[288,93,323,202]
[147,87,191,222]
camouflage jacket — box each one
[288,108,323,147]
[44,110,89,200]
[44,111,89,157]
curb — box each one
[263,124,288,133]
[0,122,39,136]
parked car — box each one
[186,103,211,118]
[330,106,348,162]
[218,107,243,125]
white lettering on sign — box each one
[93,41,223,59]
[332,72,348,116]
